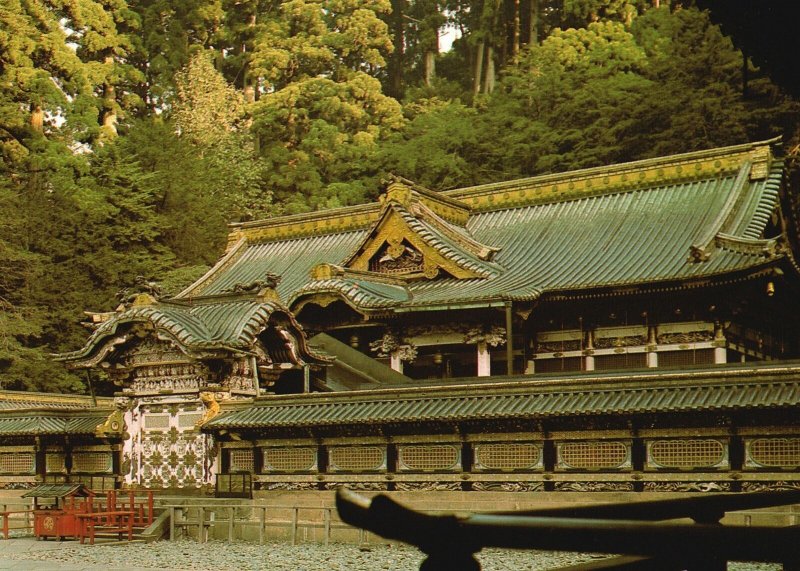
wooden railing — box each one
[92,490,154,527]
[76,511,135,545]
[0,507,33,539]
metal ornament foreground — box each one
[336,488,800,570]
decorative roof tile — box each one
[175,140,786,313]
[205,362,800,430]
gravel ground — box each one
[0,539,783,571]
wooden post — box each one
[291,507,298,545]
[228,507,234,543]
[169,507,175,540]
[198,507,205,543]
[506,303,514,375]
[259,507,265,544]
[324,508,331,546]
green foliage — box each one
[1,1,799,395]
[170,53,272,220]
[247,0,403,211]
[377,99,485,188]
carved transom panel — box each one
[328,446,387,472]
[647,439,727,470]
[557,441,631,471]
[369,239,425,275]
[397,444,461,472]
[473,443,542,471]
[746,438,800,469]
[72,452,113,474]
[0,453,34,475]
[261,447,317,473]
[229,449,255,473]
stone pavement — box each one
[0,538,191,571]
[0,536,782,571]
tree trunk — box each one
[484,46,495,93]
[742,45,749,98]
[424,51,436,86]
[242,13,257,104]
[513,0,520,56]
[473,41,485,96]
[529,0,540,45]
[389,0,405,98]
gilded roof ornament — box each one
[116,276,162,309]
[95,397,128,438]
[195,391,222,428]
[223,274,282,302]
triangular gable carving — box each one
[341,177,500,280]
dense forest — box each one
[2,0,799,393]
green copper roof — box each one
[178,141,786,313]
[0,391,107,410]
[0,412,110,436]
[58,297,327,366]
[204,362,800,431]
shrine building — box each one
[2,138,800,500]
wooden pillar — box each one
[585,329,595,371]
[647,326,658,368]
[713,321,726,364]
[303,365,310,393]
[505,303,514,375]
[34,437,45,482]
[477,342,491,377]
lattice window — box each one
[648,439,725,469]
[747,438,800,468]
[0,453,34,474]
[536,357,582,373]
[177,413,204,429]
[46,453,65,473]
[658,349,715,368]
[329,446,386,472]
[558,441,628,470]
[261,447,317,472]
[594,353,647,371]
[143,414,170,431]
[72,452,112,474]
[474,443,541,471]
[229,449,254,473]
[398,445,460,472]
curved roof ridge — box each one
[412,201,500,260]
[714,233,781,257]
[290,277,412,311]
[176,236,248,298]
[688,162,751,262]
[446,138,780,202]
[56,304,211,364]
[393,204,500,278]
